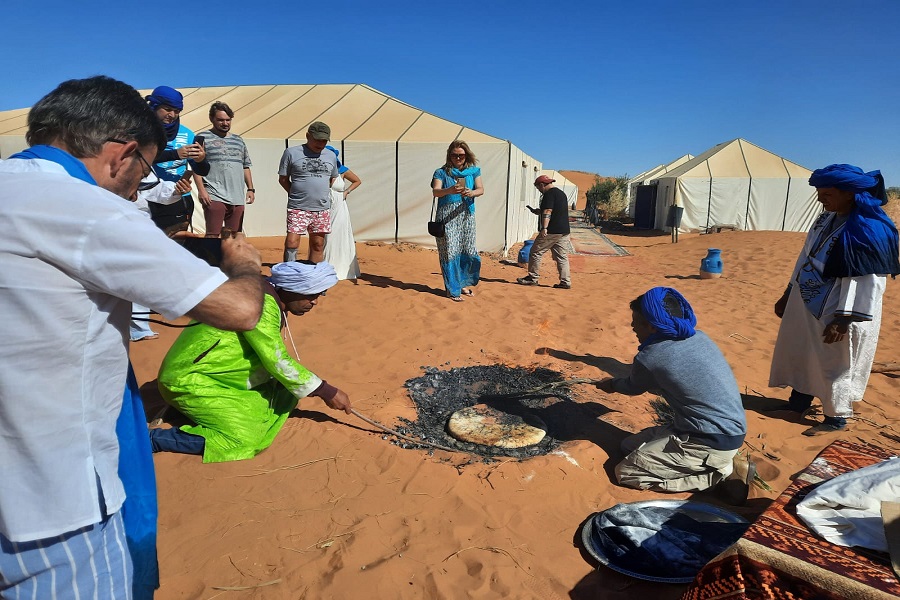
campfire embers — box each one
[397,365,574,459]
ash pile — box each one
[396,364,583,459]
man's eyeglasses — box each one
[106,138,161,191]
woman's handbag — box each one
[428,198,445,238]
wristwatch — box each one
[247,188,255,192]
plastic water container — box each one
[700,248,723,279]
[518,239,535,264]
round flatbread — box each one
[447,405,547,448]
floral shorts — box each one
[286,208,331,234]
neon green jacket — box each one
[158,294,322,463]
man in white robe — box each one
[770,164,899,436]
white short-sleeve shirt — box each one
[0,158,229,541]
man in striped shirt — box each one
[195,102,255,237]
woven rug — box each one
[682,440,899,600]
[568,222,629,257]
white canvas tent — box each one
[0,84,543,253]
[626,154,693,216]
[540,170,579,209]
[645,139,819,233]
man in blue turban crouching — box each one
[596,287,747,492]
[769,164,899,436]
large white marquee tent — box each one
[639,139,820,233]
[0,84,545,253]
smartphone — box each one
[194,137,204,147]
[456,177,466,188]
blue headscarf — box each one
[638,287,697,350]
[145,86,183,137]
[325,145,349,175]
[809,164,899,278]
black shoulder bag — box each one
[428,198,445,238]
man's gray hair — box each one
[26,76,166,159]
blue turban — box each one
[145,86,183,111]
[638,287,697,350]
[809,164,899,278]
[325,145,349,175]
[268,261,338,295]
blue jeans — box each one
[149,427,205,455]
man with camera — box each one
[0,76,264,597]
[194,101,255,237]
[146,85,210,236]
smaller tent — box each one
[647,139,819,233]
[626,154,693,217]
[540,170,579,209]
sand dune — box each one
[131,227,900,599]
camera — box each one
[181,237,222,267]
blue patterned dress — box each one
[432,166,481,297]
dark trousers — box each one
[149,427,205,455]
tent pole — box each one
[705,162,713,234]
[503,142,511,257]
[394,141,399,244]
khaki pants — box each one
[527,233,571,285]
[615,425,737,492]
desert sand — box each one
[130,224,900,599]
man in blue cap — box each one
[596,287,747,492]
[145,85,210,235]
[769,164,899,436]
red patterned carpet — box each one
[682,440,899,600]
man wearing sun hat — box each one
[152,260,352,463]
[278,121,339,263]
[517,175,572,289]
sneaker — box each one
[516,276,539,286]
[552,282,571,289]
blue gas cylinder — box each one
[700,248,723,279]
[518,239,535,264]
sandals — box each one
[461,288,475,297]
[449,295,464,302]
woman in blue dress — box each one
[431,141,485,301]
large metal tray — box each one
[580,499,749,584]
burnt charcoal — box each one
[397,365,575,459]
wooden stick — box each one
[350,409,459,454]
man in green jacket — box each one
[151,261,352,462]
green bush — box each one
[586,174,629,218]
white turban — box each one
[268,261,338,295]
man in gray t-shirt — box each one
[278,121,338,263]
[195,101,255,237]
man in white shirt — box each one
[0,76,264,598]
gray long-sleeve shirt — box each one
[610,331,746,450]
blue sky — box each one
[2,1,898,185]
